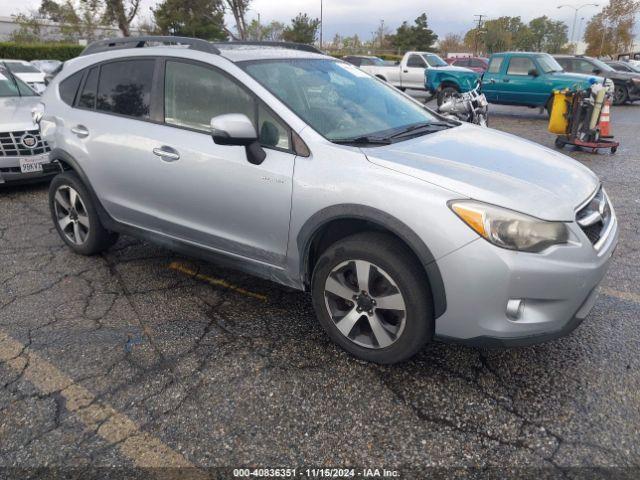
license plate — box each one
[19,156,49,174]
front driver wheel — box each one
[613,85,628,105]
[311,233,433,364]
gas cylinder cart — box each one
[548,79,619,154]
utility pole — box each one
[320,0,323,49]
[473,14,485,56]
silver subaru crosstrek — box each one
[38,37,618,364]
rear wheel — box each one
[49,172,118,255]
[437,86,460,107]
[311,233,433,364]
[613,85,628,105]
[545,97,554,116]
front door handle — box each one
[503,78,510,83]
[71,125,89,138]
[153,146,180,162]
[403,69,409,73]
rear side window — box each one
[487,56,503,74]
[96,60,154,119]
[164,60,255,132]
[59,71,82,106]
[78,67,98,109]
[507,57,536,75]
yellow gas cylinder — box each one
[548,90,570,134]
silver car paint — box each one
[40,46,617,342]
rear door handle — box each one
[71,125,89,138]
[153,146,180,162]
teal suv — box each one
[481,52,607,112]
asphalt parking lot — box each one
[1,102,639,478]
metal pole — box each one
[320,0,323,49]
[570,8,578,49]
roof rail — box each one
[213,41,323,54]
[79,36,220,57]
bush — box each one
[0,43,84,61]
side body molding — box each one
[296,204,447,319]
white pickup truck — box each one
[358,51,458,91]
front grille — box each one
[0,130,51,157]
[576,187,612,249]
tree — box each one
[103,0,140,36]
[282,13,320,44]
[9,13,46,43]
[39,0,106,41]
[224,0,250,39]
[438,33,465,55]
[388,13,438,52]
[584,0,640,56]
[245,19,286,41]
[373,20,391,49]
[153,0,227,40]
[527,16,568,53]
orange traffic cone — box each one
[599,99,612,137]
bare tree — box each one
[224,0,250,39]
[103,0,141,37]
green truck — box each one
[426,52,608,112]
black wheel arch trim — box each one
[297,204,447,319]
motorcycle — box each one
[437,83,489,127]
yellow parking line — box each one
[0,329,207,477]
[601,287,640,304]
[169,261,268,302]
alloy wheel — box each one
[323,260,407,349]
[53,186,90,245]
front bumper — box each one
[433,213,618,347]
[0,157,57,185]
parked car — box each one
[342,55,386,67]
[40,37,617,364]
[31,59,63,75]
[605,60,640,73]
[0,63,54,185]
[554,55,640,104]
[446,56,488,73]
[425,66,481,106]
[358,51,473,91]
[0,59,47,93]
[481,52,607,112]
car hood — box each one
[550,71,604,85]
[364,124,599,221]
[0,96,40,131]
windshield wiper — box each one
[388,122,452,139]
[333,136,392,146]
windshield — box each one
[590,58,615,73]
[536,54,563,73]
[5,61,41,74]
[242,59,441,142]
[423,54,448,67]
[0,66,37,97]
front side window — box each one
[507,57,536,76]
[164,60,255,132]
[242,59,440,142]
[258,104,290,150]
[487,56,503,74]
[407,55,426,68]
[96,60,154,119]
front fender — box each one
[426,68,481,93]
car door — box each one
[403,54,427,89]
[481,55,504,102]
[139,59,295,266]
[500,56,548,105]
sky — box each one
[0,0,617,42]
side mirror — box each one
[210,114,266,165]
[593,68,602,75]
[528,68,539,77]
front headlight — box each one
[449,200,569,252]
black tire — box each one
[555,137,566,149]
[49,171,118,255]
[437,86,460,107]
[311,232,433,364]
[613,85,628,105]
[397,87,406,92]
[545,97,554,116]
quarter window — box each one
[507,57,536,75]
[59,71,83,106]
[96,60,154,119]
[78,67,98,109]
[164,60,255,132]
